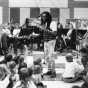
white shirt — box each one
[0,56,4,62]
[13,28,20,37]
[0,75,10,88]
[63,61,84,78]
[2,28,11,36]
[67,29,73,39]
[27,80,37,88]
[50,21,57,31]
[24,56,34,68]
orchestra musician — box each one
[19,18,33,36]
[30,17,44,50]
[19,18,42,51]
[13,18,30,55]
[22,18,30,29]
[12,24,21,55]
[0,24,11,55]
[62,23,76,50]
[13,24,21,37]
[55,22,64,51]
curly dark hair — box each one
[18,67,33,81]
[36,82,44,88]
[4,54,13,63]
[41,11,52,29]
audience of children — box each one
[0,50,86,88]
[0,53,45,88]
[1,42,88,87]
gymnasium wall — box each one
[0,0,9,24]
[0,0,88,25]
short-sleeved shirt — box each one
[63,62,84,78]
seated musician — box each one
[22,18,30,29]
[12,24,21,55]
[62,23,76,50]
[2,24,11,36]
[13,23,21,37]
[55,22,64,51]
[19,18,33,36]
[30,17,43,50]
[13,18,32,54]
[0,24,11,55]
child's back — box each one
[62,53,84,83]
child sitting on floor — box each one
[62,53,84,83]
[79,47,88,76]
[72,85,81,88]
[80,47,88,68]
[33,58,42,84]
[36,82,45,88]
[79,47,88,88]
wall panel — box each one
[0,7,3,24]
[40,8,50,14]
[30,8,40,18]
[10,8,20,23]
[9,0,68,8]
[20,8,30,25]
[74,8,88,19]
[60,8,70,27]
[50,8,59,18]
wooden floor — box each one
[31,51,83,88]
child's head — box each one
[66,53,73,62]
[18,55,24,65]
[37,82,44,88]
[5,54,13,63]
[19,62,27,70]
[79,47,88,57]
[33,65,42,74]
[34,58,42,65]
[8,61,16,73]
[13,55,20,64]
[72,85,80,88]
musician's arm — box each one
[18,28,23,36]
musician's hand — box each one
[61,35,64,38]
[56,36,58,39]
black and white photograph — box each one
[0,0,88,88]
